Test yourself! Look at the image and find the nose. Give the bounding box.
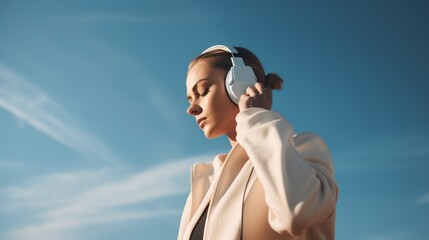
[187,104,202,116]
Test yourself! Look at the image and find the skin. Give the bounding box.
[186,59,273,148]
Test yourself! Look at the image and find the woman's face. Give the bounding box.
[186,60,239,139]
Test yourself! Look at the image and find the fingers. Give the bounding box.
[246,82,269,97]
[246,82,269,96]
[245,86,259,96]
[255,82,264,94]
[239,82,273,111]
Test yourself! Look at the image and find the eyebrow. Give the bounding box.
[187,78,210,101]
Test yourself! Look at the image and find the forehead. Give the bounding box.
[186,60,222,89]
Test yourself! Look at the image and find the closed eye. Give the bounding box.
[200,88,209,96]
[186,88,209,103]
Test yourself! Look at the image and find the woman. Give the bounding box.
[178,45,338,240]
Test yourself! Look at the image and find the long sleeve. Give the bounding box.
[236,107,338,236]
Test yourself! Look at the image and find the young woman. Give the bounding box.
[178,45,338,240]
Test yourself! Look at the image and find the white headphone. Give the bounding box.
[201,45,257,105]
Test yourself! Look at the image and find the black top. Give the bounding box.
[190,204,209,240]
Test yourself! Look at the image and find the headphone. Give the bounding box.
[201,45,257,105]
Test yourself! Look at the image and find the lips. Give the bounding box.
[197,117,207,128]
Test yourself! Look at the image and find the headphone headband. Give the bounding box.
[201,45,245,66]
[201,45,238,54]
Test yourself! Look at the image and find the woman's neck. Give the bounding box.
[228,138,238,147]
[226,130,238,147]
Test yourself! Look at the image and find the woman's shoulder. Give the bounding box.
[191,153,226,180]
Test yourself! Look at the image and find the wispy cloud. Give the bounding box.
[364,231,414,240]
[147,83,184,127]
[0,63,121,165]
[62,13,212,24]
[1,154,211,240]
[0,160,31,171]
[10,209,180,240]
[414,192,429,205]
[334,134,429,172]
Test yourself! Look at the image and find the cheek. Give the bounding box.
[210,90,231,113]
[204,84,238,119]
[211,93,238,122]
[215,84,233,104]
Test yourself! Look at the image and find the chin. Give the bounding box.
[203,128,222,139]
[204,132,219,139]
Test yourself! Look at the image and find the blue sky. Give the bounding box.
[1,0,428,239]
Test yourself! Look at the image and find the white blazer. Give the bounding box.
[178,108,338,240]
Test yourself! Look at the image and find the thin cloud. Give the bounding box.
[0,63,121,166]
[0,160,31,171]
[9,209,180,240]
[415,192,429,205]
[62,13,212,24]
[364,231,414,240]
[1,154,211,240]
[0,168,112,211]
[147,83,184,128]
[334,134,429,172]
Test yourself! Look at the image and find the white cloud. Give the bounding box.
[1,154,212,240]
[9,209,180,240]
[364,231,413,240]
[0,168,112,212]
[334,134,429,172]
[147,83,184,129]
[0,160,30,171]
[415,192,429,205]
[0,63,121,166]
[61,13,212,24]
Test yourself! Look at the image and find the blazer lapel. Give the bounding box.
[209,143,249,205]
[184,143,250,239]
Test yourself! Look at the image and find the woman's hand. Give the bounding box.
[239,82,272,111]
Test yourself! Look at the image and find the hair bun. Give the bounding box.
[265,73,284,90]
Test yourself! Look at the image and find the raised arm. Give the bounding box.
[236,107,338,236]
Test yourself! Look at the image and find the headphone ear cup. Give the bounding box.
[225,68,238,104]
[225,66,257,105]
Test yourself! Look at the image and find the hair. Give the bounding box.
[188,46,283,90]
